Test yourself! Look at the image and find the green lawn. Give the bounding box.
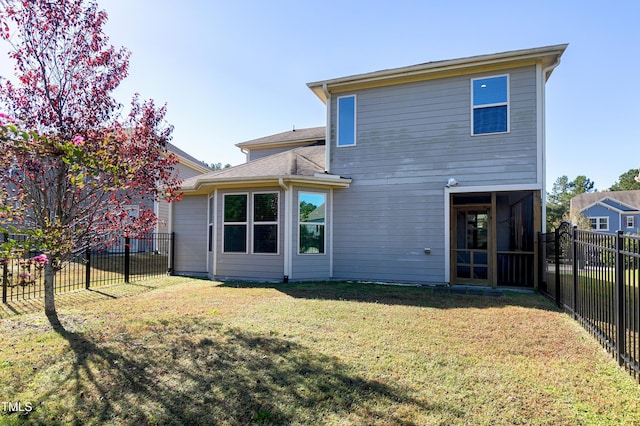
[1,277,639,425]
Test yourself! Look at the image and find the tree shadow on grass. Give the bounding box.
[219,280,558,312]
[25,311,454,425]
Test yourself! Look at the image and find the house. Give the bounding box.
[571,190,640,234]
[170,44,568,287]
[112,142,212,253]
[155,143,213,234]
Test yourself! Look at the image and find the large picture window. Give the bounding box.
[299,192,326,254]
[223,194,247,253]
[472,75,509,135]
[337,95,356,147]
[253,193,278,254]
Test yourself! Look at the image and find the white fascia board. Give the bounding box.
[182,175,352,193]
[581,200,634,214]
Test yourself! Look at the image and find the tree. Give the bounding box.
[546,175,596,231]
[202,161,232,171]
[609,168,640,191]
[0,0,181,318]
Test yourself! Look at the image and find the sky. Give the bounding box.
[1,0,639,192]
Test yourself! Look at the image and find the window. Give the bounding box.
[337,95,356,147]
[208,197,214,252]
[253,193,278,254]
[299,192,326,254]
[472,75,509,135]
[627,216,635,228]
[223,194,247,252]
[589,217,609,231]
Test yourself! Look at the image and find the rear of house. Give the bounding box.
[171,44,567,287]
[307,44,566,287]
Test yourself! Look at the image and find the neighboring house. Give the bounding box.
[571,190,640,234]
[112,142,212,253]
[155,143,213,234]
[170,44,567,288]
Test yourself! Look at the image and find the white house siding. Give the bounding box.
[291,187,332,280]
[214,187,285,280]
[328,66,539,283]
[172,195,208,274]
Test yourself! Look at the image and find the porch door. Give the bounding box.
[453,208,491,285]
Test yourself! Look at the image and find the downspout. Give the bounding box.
[323,83,331,174]
[279,178,292,281]
[212,188,218,278]
[540,56,562,233]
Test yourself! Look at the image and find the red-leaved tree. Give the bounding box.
[0,0,182,318]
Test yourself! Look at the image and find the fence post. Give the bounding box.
[2,263,7,304]
[572,226,578,320]
[615,230,625,366]
[555,226,561,307]
[169,232,175,276]
[2,233,6,304]
[85,248,91,289]
[124,237,130,283]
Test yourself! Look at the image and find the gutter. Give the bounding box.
[323,83,331,174]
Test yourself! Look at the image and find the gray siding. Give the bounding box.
[247,142,324,161]
[172,195,208,274]
[329,66,539,283]
[175,162,206,180]
[215,187,285,280]
[157,163,208,234]
[157,200,169,233]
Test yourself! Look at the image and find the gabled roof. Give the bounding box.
[167,142,213,174]
[572,190,640,213]
[235,127,326,150]
[307,44,568,103]
[181,145,350,194]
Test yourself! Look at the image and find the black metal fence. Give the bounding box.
[539,223,640,381]
[1,233,174,303]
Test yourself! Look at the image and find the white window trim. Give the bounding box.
[298,191,327,256]
[470,74,510,136]
[337,94,356,147]
[589,216,609,231]
[252,191,279,256]
[626,216,635,228]
[222,193,248,254]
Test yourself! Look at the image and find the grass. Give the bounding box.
[1,278,640,425]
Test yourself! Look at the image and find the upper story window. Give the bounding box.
[337,95,356,147]
[589,217,609,231]
[471,75,509,135]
